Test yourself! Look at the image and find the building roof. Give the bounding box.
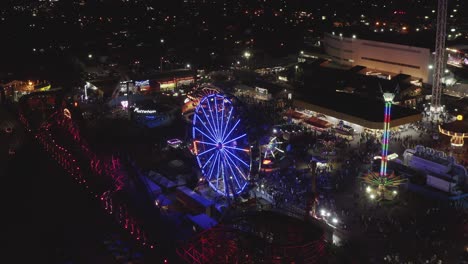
[130,69,196,82]
[187,214,218,230]
[177,186,214,208]
[294,92,422,129]
[326,28,435,50]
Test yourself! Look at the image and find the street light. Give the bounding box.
[244,51,251,59]
[160,38,164,43]
[88,54,93,59]
[186,64,191,69]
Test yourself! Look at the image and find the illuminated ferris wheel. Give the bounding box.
[261,136,284,159]
[192,94,250,197]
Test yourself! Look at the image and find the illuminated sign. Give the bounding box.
[135,80,150,86]
[121,100,128,108]
[160,82,176,90]
[134,107,157,114]
[255,87,268,94]
[167,138,183,144]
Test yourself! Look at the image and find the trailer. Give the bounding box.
[426,174,457,194]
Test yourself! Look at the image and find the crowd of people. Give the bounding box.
[247,108,468,263]
[257,167,312,211]
[337,184,467,263]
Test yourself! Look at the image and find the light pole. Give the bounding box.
[160,38,165,72]
[125,80,133,119]
[243,51,251,68]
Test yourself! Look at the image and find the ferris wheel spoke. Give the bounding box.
[223,133,246,146]
[202,151,216,169]
[196,156,203,170]
[222,119,240,143]
[206,98,221,140]
[207,152,219,181]
[275,147,284,153]
[223,146,249,153]
[222,159,240,192]
[223,150,248,181]
[223,148,250,168]
[213,95,221,140]
[222,154,242,190]
[194,127,217,143]
[195,115,218,141]
[200,104,220,141]
[216,152,223,192]
[198,146,216,157]
[221,108,233,142]
[220,96,225,144]
[197,140,218,147]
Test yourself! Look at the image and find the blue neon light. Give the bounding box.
[192,94,250,197]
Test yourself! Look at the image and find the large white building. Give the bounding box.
[323,33,432,83]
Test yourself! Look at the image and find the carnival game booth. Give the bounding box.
[284,109,305,124]
[131,69,196,93]
[302,116,333,131]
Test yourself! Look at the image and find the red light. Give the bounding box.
[74,102,78,107]
[164,259,168,263]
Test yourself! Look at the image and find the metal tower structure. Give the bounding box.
[380,92,395,178]
[430,0,448,114]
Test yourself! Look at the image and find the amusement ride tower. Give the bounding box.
[362,89,406,201]
[430,0,448,119]
[380,92,395,178]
